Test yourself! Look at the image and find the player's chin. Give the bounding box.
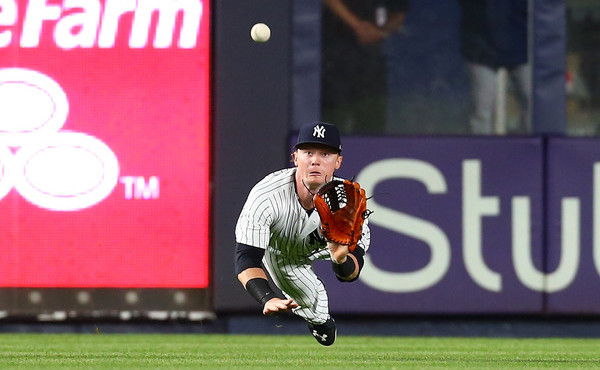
[306,177,324,188]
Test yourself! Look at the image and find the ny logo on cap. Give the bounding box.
[313,125,326,138]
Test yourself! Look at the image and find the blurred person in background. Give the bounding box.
[321,0,410,134]
[580,11,600,109]
[458,0,530,135]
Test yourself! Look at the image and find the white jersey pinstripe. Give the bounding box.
[235,167,370,324]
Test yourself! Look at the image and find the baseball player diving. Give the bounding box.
[235,121,370,346]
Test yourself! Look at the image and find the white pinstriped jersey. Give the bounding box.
[235,167,370,324]
[235,167,370,264]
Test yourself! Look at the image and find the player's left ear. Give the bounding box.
[335,155,343,170]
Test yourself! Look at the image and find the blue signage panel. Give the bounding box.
[317,136,545,314]
[546,138,600,314]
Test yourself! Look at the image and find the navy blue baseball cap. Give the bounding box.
[295,122,342,153]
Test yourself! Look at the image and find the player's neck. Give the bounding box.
[295,179,316,210]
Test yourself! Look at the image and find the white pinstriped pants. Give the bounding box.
[263,258,330,325]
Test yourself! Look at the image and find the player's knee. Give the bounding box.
[288,291,314,308]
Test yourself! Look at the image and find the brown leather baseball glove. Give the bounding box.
[314,179,370,252]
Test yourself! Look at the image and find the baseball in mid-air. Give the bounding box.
[251,23,271,43]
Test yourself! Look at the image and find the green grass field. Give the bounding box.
[1,333,599,368]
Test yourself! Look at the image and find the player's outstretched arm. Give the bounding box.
[238,267,299,315]
[263,297,299,316]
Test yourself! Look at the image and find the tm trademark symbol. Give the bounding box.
[120,176,160,199]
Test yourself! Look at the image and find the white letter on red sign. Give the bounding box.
[54,0,101,49]
[98,0,136,48]
[0,0,17,48]
[21,0,61,47]
[130,0,202,49]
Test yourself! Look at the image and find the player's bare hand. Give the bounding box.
[262,298,299,316]
[328,242,349,264]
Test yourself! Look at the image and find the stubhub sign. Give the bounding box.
[316,136,600,315]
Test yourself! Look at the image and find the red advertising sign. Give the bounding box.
[0,0,210,288]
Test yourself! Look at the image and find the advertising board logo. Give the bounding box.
[0,0,204,49]
[0,67,119,211]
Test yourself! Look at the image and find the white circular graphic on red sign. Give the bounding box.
[0,145,13,200]
[0,68,69,147]
[0,68,119,211]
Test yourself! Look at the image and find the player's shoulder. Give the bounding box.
[262,167,295,182]
[256,168,295,187]
[248,168,295,199]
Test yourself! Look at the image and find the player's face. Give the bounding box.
[293,145,342,189]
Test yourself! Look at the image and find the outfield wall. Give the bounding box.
[0,0,581,321]
[213,0,573,317]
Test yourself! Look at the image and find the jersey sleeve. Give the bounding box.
[235,188,275,250]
